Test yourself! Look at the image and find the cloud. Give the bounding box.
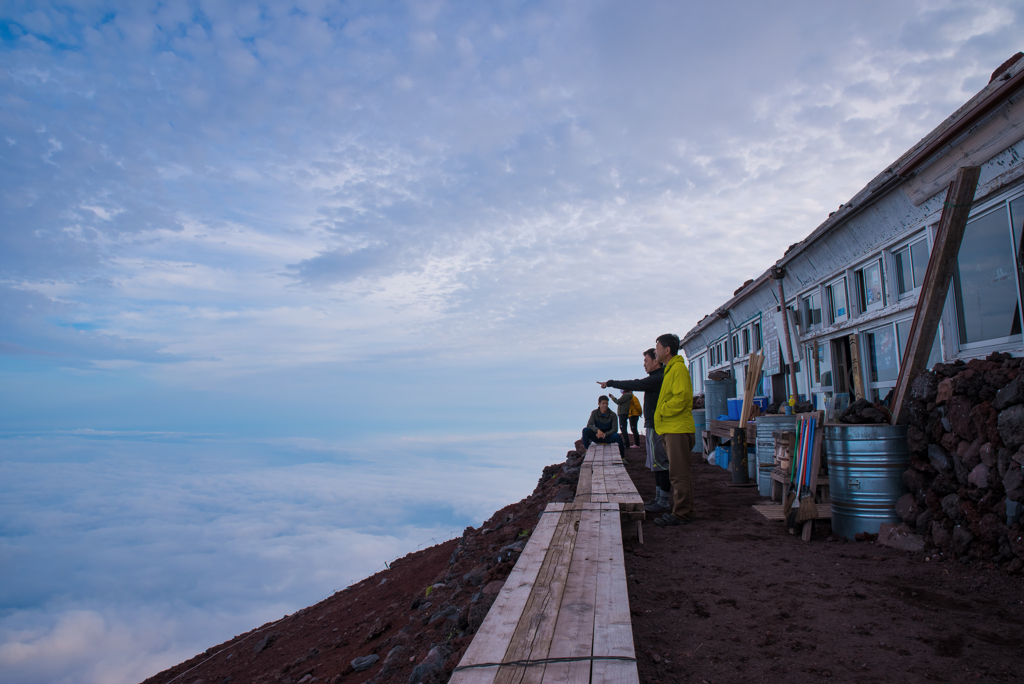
[0,430,564,683]
[0,285,182,364]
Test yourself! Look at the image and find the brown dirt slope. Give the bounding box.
[623,445,1024,683]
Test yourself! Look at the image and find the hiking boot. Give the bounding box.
[644,499,670,514]
[644,488,670,514]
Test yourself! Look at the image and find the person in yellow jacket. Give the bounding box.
[652,333,696,526]
[627,392,643,447]
[608,389,643,447]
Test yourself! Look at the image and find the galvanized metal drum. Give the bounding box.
[692,409,706,453]
[704,378,736,421]
[757,464,774,497]
[825,424,910,538]
[754,414,798,465]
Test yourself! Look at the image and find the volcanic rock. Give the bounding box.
[998,404,1024,450]
[877,523,925,553]
[352,654,379,672]
[995,374,1024,410]
[927,444,953,474]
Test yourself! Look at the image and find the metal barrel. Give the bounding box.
[704,378,736,421]
[754,415,798,465]
[756,464,774,497]
[692,409,706,453]
[825,424,910,539]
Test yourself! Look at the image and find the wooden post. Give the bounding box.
[849,334,864,400]
[771,266,800,407]
[891,166,981,424]
[730,426,749,484]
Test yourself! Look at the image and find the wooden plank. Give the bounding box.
[591,507,640,683]
[492,507,582,684]
[752,503,831,521]
[892,166,981,424]
[848,334,864,400]
[452,504,568,684]
[541,507,602,682]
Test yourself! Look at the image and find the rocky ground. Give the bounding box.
[144,434,1024,684]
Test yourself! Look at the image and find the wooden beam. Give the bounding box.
[848,334,864,401]
[891,166,981,424]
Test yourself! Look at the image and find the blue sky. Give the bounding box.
[1,1,1022,682]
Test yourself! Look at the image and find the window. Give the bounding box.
[802,292,822,330]
[895,238,929,296]
[858,260,884,313]
[896,318,942,370]
[827,278,849,324]
[753,322,762,350]
[732,334,739,359]
[866,324,898,402]
[742,328,750,355]
[952,203,1023,346]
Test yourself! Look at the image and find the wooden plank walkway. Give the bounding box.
[450,443,641,683]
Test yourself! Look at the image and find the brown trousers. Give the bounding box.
[663,432,696,520]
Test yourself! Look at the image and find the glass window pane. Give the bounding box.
[954,208,1022,344]
[813,341,832,388]
[754,322,762,350]
[910,239,929,288]
[829,279,848,319]
[867,325,899,383]
[896,318,941,370]
[803,292,822,328]
[895,248,911,295]
[863,261,883,307]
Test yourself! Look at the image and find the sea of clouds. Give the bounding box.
[0,429,573,683]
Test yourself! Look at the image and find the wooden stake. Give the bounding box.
[891,166,981,424]
[848,334,864,400]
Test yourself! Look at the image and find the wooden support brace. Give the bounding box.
[891,166,981,424]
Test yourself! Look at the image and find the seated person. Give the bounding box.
[581,395,625,457]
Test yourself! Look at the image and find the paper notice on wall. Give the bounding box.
[772,306,803,365]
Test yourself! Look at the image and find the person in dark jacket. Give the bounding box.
[607,389,634,446]
[598,348,669,513]
[582,396,625,457]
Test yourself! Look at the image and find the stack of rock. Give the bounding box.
[897,352,1024,571]
[837,398,891,424]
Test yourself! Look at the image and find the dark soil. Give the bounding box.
[623,445,1024,683]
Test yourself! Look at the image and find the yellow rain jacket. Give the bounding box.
[629,395,642,418]
[654,355,695,434]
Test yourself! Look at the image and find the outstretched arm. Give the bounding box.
[607,375,659,392]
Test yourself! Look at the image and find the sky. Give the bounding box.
[1,1,1022,682]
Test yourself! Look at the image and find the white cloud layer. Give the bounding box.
[0,430,567,684]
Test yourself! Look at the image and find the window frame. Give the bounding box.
[857,258,886,313]
[826,276,849,324]
[950,196,1024,352]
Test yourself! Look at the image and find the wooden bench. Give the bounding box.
[450,443,642,683]
[576,443,645,529]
